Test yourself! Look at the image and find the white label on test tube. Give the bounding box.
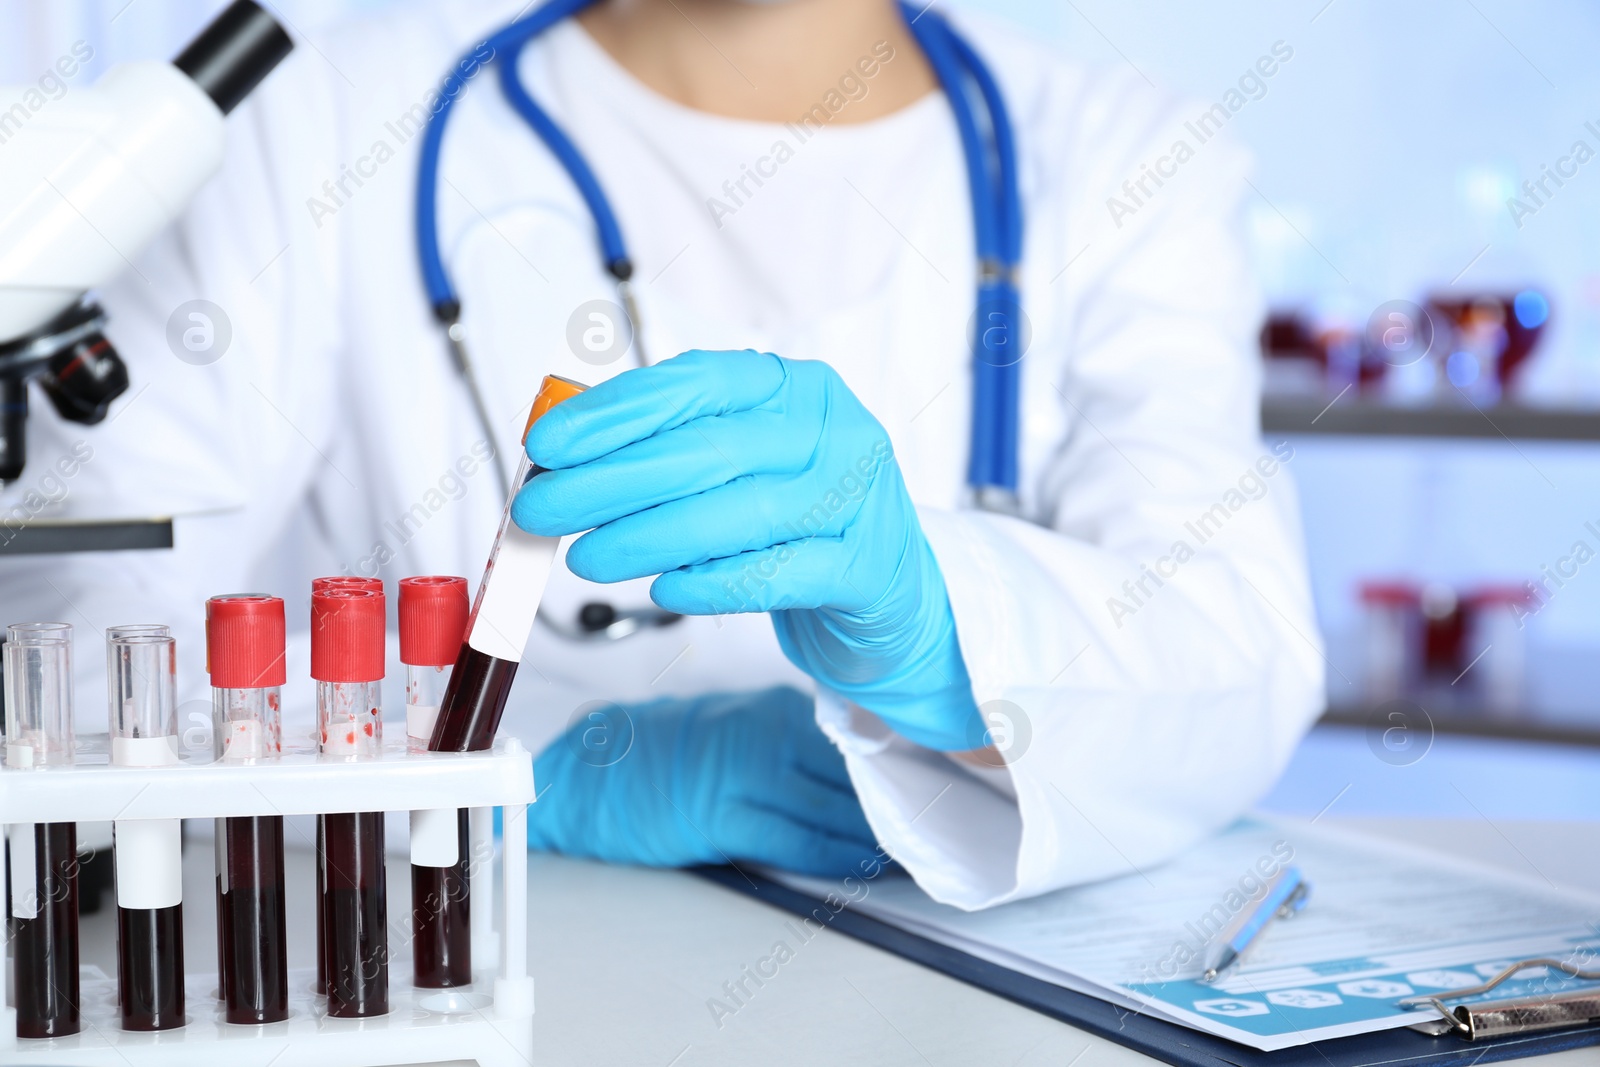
[322,728,362,758]
[114,820,183,909]
[223,719,265,760]
[111,735,179,768]
[466,524,560,663]
[410,807,459,867]
[407,703,440,743]
[9,825,37,920]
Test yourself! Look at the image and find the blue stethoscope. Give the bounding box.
[416,0,1024,517]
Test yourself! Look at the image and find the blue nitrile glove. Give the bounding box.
[526,687,881,876]
[514,350,984,751]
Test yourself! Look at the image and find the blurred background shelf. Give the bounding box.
[1319,703,1600,750]
[1262,398,1600,441]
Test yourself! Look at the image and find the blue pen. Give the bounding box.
[1201,866,1311,983]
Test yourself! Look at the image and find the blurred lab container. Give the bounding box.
[1357,579,1533,716]
[1463,585,1533,716]
[1358,581,1419,704]
[1261,289,1550,403]
[1418,582,1465,681]
[1423,289,1549,403]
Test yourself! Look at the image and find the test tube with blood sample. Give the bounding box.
[108,631,185,1031]
[400,576,472,987]
[308,574,382,996]
[312,587,389,1018]
[206,594,289,1025]
[431,375,587,752]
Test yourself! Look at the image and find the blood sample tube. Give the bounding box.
[400,576,472,988]
[4,622,80,1039]
[108,632,185,1031]
[308,574,381,996]
[312,587,389,1018]
[206,594,289,1026]
[431,374,587,752]
[399,576,464,751]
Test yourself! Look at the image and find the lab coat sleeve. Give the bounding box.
[817,73,1325,909]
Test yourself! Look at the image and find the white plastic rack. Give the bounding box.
[0,736,536,1066]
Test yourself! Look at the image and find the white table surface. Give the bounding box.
[68,813,1591,1067]
[509,817,1600,1067]
[76,724,1600,1066]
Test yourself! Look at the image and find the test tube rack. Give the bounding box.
[0,735,536,1067]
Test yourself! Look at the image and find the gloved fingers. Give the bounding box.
[777,700,881,847]
[524,768,593,858]
[778,767,879,846]
[527,349,788,469]
[526,738,625,859]
[739,728,877,845]
[781,700,862,795]
[649,536,871,615]
[526,761,725,868]
[513,407,820,538]
[723,809,882,879]
[563,470,869,584]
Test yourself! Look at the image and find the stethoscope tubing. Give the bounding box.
[901,2,1023,496]
[415,0,1027,640]
[415,0,597,321]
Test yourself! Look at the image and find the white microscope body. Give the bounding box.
[0,1,292,481]
[0,63,225,343]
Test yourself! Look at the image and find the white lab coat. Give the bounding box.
[0,1,1323,909]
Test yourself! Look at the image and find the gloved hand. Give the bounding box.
[526,687,881,877]
[515,349,984,751]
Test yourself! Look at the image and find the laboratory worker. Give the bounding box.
[0,0,1322,909]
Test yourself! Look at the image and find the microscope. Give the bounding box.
[0,1,294,483]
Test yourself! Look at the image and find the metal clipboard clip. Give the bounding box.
[1397,957,1600,1040]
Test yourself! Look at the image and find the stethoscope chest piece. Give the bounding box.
[537,601,683,642]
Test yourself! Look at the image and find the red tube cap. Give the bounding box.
[399,575,469,667]
[207,594,287,689]
[311,588,385,683]
[1359,581,1420,607]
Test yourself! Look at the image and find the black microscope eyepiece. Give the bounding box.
[173,0,294,116]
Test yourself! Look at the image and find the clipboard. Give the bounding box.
[694,866,1600,1067]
